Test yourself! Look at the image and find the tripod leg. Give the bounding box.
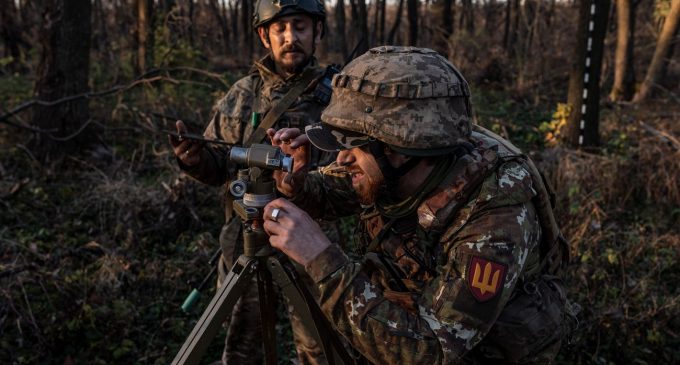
[257,262,278,365]
[266,256,355,365]
[172,255,258,365]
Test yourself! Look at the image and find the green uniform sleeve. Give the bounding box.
[178,76,254,186]
[305,161,542,364]
[289,164,361,220]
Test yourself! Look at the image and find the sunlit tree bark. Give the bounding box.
[610,0,636,101]
[135,0,153,73]
[634,0,680,102]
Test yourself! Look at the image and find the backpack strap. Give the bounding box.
[472,125,569,274]
[244,67,319,147]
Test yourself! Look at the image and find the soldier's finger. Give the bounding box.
[271,128,288,145]
[267,233,286,251]
[176,120,188,134]
[280,128,302,142]
[289,134,309,149]
[170,121,189,147]
[263,198,292,219]
[272,128,289,145]
[266,128,276,143]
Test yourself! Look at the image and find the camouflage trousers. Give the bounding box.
[217,217,342,365]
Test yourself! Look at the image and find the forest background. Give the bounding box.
[0,0,678,364]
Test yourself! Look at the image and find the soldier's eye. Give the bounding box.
[271,22,285,33]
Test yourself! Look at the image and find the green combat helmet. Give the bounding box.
[253,0,326,34]
[306,46,472,156]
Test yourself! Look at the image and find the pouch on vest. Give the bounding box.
[483,275,566,362]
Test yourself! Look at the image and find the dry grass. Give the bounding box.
[536,107,680,364]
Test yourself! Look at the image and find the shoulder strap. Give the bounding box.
[472,124,569,273]
[245,67,319,147]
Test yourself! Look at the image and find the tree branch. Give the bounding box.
[0,66,229,125]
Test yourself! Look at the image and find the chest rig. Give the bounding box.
[356,125,568,294]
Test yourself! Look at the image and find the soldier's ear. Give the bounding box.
[257,26,271,49]
[314,21,323,46]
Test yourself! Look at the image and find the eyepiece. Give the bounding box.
[230,144,293,172]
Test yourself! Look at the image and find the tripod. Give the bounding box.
[172,145,353,365]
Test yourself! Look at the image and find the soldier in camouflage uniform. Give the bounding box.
[263,46,572,364]
[169,1,336,364]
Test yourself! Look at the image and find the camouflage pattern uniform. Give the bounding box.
[179,54,335,365]
[292,47,571,364]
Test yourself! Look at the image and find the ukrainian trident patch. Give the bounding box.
[467,256,507,302]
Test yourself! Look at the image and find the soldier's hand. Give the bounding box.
[263,198,331,266]
[267,128,310,197]
[169,120,204,167]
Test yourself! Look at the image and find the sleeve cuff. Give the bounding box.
[305,244,349,283]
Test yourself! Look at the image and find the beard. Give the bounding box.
[275,42,312,75]
[350,168,385,205]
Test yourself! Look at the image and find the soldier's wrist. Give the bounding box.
[304,244,348,283]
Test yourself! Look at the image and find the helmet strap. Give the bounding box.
[367,140,421,189]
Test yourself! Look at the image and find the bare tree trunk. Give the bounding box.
[222,1,231,46]
[357,0,368,49]
[187,0,195,47]
[209,0,229,54]
[633,0,680,102]
[32,0,93,160]
[349,0,359,47]
[349,0,368,53]
[229,0,238,52]
[0,0,25,71]
[522,0,542,58]
[506,0,520,54]
[433,0,454,54]
[609,0,636,101]
[378,0,386,44]
[335,0,348,58]
[503,0,511,48]
[136,0,151,73]
[546,0,556,26]
[443,0,454,37]
[484,0,496,35]
[659,25,679,81]
[565,0,611,148]
[460,0,475,33]
[388,0,405,44]
[242,0,252,59]
[372,0,379,45]
[407,0,418,45]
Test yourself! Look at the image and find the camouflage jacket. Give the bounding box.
[294,131,567,364]
[180,55,333,187]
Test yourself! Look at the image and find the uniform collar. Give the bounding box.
[251,53,319,87]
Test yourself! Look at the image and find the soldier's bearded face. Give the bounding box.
[259,14,321,75]
[337,147,385,205]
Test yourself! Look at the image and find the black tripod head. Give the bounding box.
[228,144,292,256]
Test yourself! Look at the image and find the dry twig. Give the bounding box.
[638,120,680,151]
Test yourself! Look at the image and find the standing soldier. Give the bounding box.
[169,1,335,364]
[264,46,575,364]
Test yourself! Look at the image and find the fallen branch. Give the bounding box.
[0,264,36,279]
[0,75,167,123]
[638,120,680,151]
[0,66,229,125]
